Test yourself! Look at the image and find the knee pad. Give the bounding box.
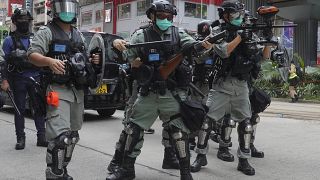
[170,126,188,159]
[238,119,253,151]
[162,128,171,148]
[65,131,79,164]
[124,123,144,154]
[250,114,260,139]
[250,113,260,126]
[198,117,211,146]
[221,115,236,140]
[46,131,71,176]
[238,119,253,135]
[116,130,127,151]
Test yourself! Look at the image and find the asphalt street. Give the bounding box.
[0,101,320,180]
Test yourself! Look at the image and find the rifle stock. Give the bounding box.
[159,53,184,80]
[159,30,227,80]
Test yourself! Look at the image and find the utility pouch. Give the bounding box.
[250,87,271,113]
[47,91,59,107]
[172,92,208,132]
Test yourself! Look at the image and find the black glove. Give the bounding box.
[182,43,195,56]
[262,28,273,40]
[237,29,252,41]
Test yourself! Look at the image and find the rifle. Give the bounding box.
[159,30,227,80]
[6,88,21,116]
[220,6,297,44]
[125,40,171,49]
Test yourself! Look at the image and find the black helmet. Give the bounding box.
[220,1,244,13]
[146,0,177,19]
[197,20,212,37]
[218,1,245,18]
[11,8,33,23]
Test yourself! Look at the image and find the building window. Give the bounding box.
[79,0,102,6]
[184,2,207,19]
[36,8,45,15]
[96,9,103,23]
[118,3,131,20]
[81,11,92,26]
[137,0,153,16]
[105,2,112,23]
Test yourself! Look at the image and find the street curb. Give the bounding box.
[271,97,320,104]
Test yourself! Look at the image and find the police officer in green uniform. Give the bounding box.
[108,1,213,180]
[190,1,271,176]
[188,20,214,150]
[108,73,181,174]
[27,0,101,179]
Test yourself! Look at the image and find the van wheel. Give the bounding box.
[97,109,116,118]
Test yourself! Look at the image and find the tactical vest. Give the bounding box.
[140,25,180,66]
[209,21,261,83]
[46,21,86,85]
[7,35,38,72]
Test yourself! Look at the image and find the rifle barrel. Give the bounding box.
[125,40,171,49]
[207,30,227,44]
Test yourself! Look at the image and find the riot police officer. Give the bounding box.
[190,1,271,176]
[108,1,213,179]
[0,8,48,150]
[189,20,214,150]
[27,0,100,179]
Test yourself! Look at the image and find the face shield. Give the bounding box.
[53,0,79,23]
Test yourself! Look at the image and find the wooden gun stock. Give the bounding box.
[159,53,184,80]
[159,30,227,80]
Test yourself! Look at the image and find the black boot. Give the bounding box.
[162,147,180,169]
[15,136,25,150]
[37,135,48,147]
[180,157,193,180]
[190,154,207,173]
[217,146,234,162]
[108,150,123,173]
[108,130,127,173]
[63,167,73,180]
[189,138,196,151]
[106,156,136,180]
[237,158,255,176]
[250,144,264,158]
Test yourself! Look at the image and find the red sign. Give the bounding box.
[8,0,24,17]
[317,56,320,65]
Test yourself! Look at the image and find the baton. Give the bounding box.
[6,88,21,116]
[189,82,206,98]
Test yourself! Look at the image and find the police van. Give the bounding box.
[82,31,129,117]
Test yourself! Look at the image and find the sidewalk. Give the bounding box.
[262,101,320,121]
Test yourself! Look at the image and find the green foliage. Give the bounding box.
[293,53,305,69]
[254,61,320,101]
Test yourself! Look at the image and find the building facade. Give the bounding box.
[79,0,223,39]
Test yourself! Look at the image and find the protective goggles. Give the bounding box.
[230,11,244,20]
[53,0,79,14]
[156,12,174,21]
